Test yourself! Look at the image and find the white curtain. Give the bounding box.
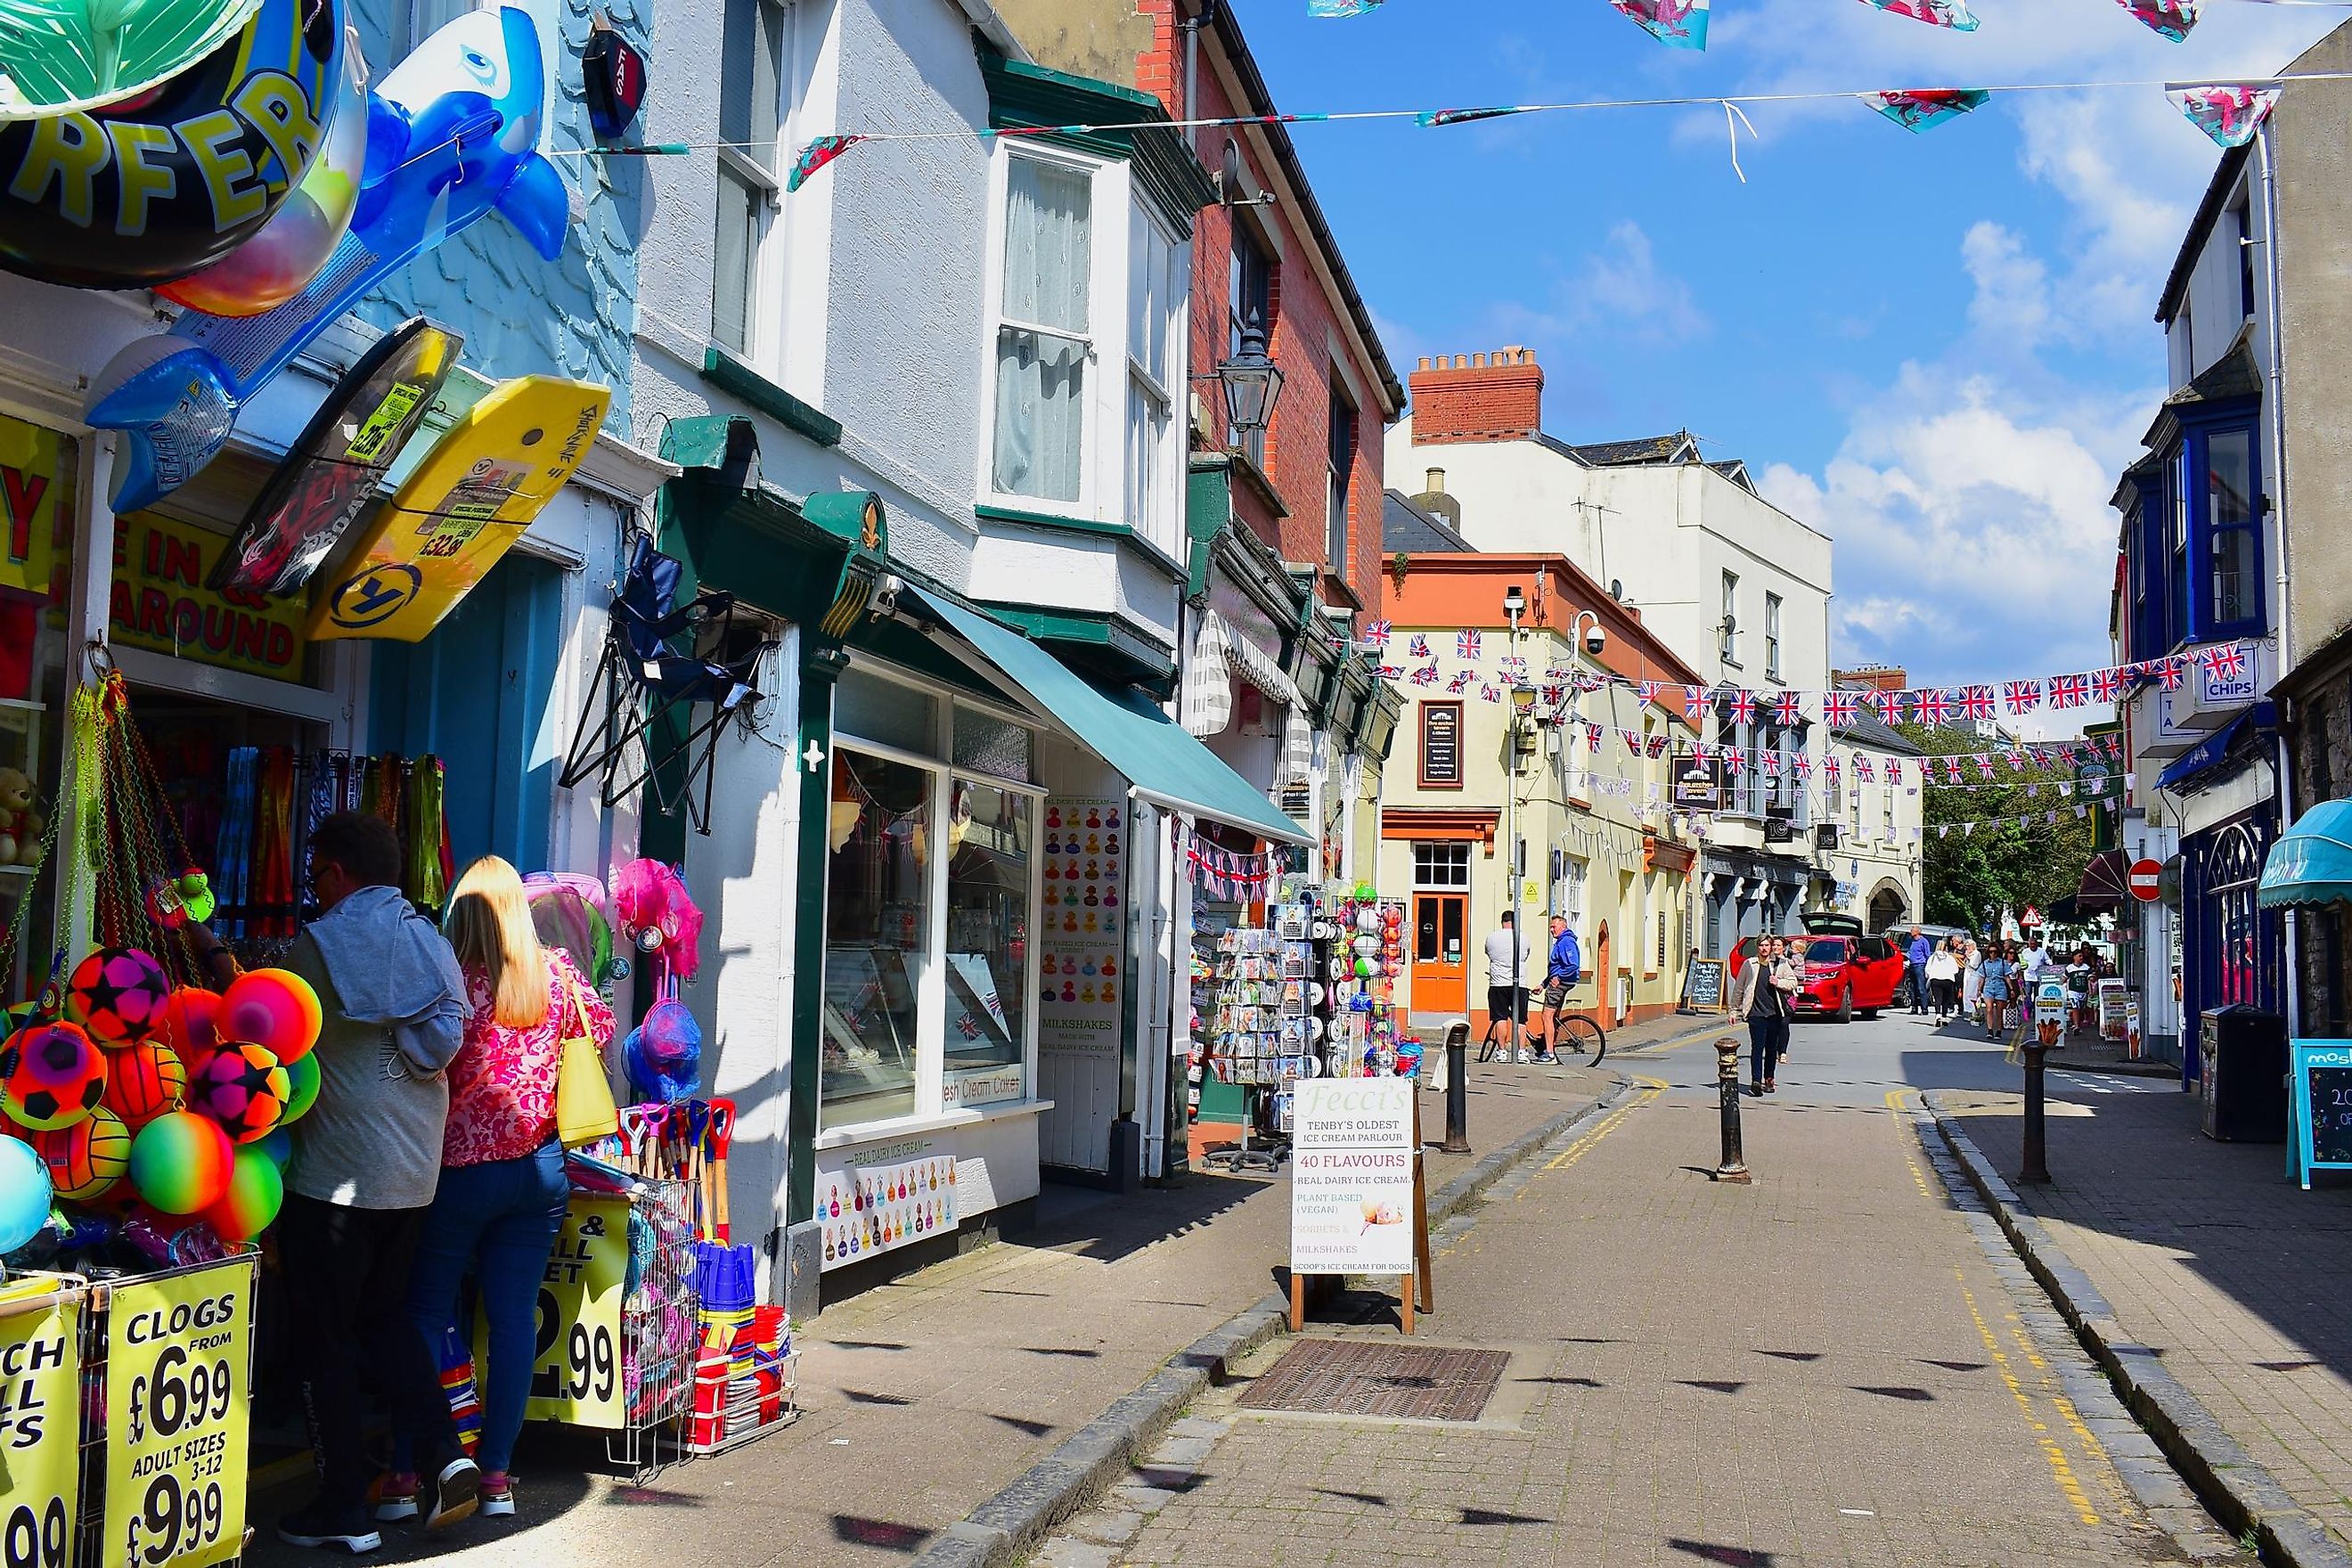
[993,157,1091,502]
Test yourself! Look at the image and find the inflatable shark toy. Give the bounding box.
[86,6,568,514]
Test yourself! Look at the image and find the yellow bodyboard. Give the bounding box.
[308,376,610,642]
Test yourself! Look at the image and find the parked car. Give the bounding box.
[1875,922,1975,1009]
[1727,932,1905,1021]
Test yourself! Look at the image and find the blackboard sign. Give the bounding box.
[1686,960,1725,1011]
[2289,1041,2352,1188]
[1421,701,1462,787]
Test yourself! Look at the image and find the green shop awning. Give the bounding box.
[910,586,1311,847]
[2259,799,2352,909]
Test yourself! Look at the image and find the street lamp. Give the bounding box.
[1218,311,1284,446]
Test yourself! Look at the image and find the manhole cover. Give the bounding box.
[1238,1340,1510,1422]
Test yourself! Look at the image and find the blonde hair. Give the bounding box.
[445,856,551,1028]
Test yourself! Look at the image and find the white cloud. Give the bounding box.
[1572,221,1711,344]
[1961,220,2054,347]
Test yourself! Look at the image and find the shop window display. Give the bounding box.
[822,749,935,1128]
[944,781,1031,1107]
[0,415,75,1000]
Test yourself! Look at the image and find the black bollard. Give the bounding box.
[1714,1036,1752,1184]
[1441,1021,1472,1155]
[2020,1037,2051,1184]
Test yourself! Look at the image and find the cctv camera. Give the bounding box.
[1583,625,1606,657]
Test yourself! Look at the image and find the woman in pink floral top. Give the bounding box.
[384,856,616,1523]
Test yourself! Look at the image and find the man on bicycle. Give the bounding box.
[1539,915,1581,1065]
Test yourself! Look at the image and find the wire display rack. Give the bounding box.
[608,1177,699,1484]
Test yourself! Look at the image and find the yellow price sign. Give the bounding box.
[103,1260,253,1568]
[0,1284,81,1568]
[492,1195,626,1430]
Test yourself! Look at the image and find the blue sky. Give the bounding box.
[1237,0,2337,704]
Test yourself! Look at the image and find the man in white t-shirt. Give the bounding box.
[1483,912,1539,1063]
[2020,935,2051,976]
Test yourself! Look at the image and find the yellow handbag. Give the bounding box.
[555,980,619,1147]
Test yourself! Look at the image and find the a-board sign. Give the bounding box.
[1290,1078,1416,1277]
[0,1280,79,1564]
[2290,1041,2352,1189]
[504,1194,627,1428]
[104,1256,256,1568]
[1686,960,1725,1011]
[2096,980,2129,1041]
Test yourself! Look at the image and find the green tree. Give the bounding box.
[1903,724,2101,931]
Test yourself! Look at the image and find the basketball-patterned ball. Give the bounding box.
[190,1043,290,1144]
[101,1042,186,1131]
[1,1021,106,1131]
[32,1106,130,1201]
[63,949,172,1046]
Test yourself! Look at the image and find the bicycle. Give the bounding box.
[1475,1006,1608,1067]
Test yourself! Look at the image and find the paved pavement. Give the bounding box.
[244,1011,1722,1567]
[1939,1073,2352,1554]
[1031,1012,2240,1567]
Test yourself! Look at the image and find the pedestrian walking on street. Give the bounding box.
[1483,911,1537,1063]
[1980,944,2015,1039]
[1925,943,1960,1023]
[1734,935,1797,1095]
[1907,926,1932,1016]
[1961,939,1984,1025]
[380,857,617,1528]
[1539,914,1580,1065]
[274,814,478,1554]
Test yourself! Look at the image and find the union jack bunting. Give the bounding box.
[1364,619,1392,649]
[1637,681,1659,710]
[1409,665,1439,688]
[1727,688,1757,724]
[1457,629,1482,659]
[2003,680,2040,715]
[1586,725,1602,752]
[1761,750,1780,777]
[1870,689,1907,723]
[1621,729,1643,754]
[2156,658,2185,691]
[1479,684,1500,703]
[2091,666,2125,705]
[1824,690,1858,727]
[1378,664,1402,679]
[2005,748,2029,772]
[1914,689,1954,726]
[1448,670,1474,693]
[1499,654,1526,674]
[2058,743,2078,765]
[1958,685,1995,721]
[2048,673,2089,708]
[1648,735,1670,757]
[1541,684,1565,706]
[2199,642,2249,682]
[1409,634,1430,658]
[1793,751,1813,778]
[1774,690,1802,726]
[1853,755,1874,782]
[1941,756,1964,784]
[1694,742,1715,763]
[1823,755,1841,781]
[1546,666,1575,682]
[1727,748,1744,774]
[1974,756,1995,780]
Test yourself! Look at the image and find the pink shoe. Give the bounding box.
[480,1474,514,1518]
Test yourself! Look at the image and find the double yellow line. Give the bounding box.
[1540,1075,1668,1174]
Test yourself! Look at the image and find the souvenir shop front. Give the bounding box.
[2160,706,2286,1083]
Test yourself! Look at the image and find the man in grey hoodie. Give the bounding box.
[274,813,479,1554]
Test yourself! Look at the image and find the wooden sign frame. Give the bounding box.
[1289,1094,1434,1335]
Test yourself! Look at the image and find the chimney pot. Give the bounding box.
[1425,467,1445,494]
[1473,352,1488,368]
[1405,344,1546,447]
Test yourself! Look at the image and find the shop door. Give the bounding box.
[1412,894,1467,1016]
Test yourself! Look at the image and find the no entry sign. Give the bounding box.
[2127,859,2164,902]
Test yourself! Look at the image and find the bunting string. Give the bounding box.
[1318,0,2352,47]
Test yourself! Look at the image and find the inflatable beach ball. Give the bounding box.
[127,1111,234,1215]
[32,1106,129,1201]
[0,1136,52,1254]
[278,1051,321,1126]
[191,1043,290,1143]
[200,1144,283,1241]
[1,1020,106,1131]
[64,947,172,1044]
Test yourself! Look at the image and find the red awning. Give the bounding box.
[2075,849,2128,915]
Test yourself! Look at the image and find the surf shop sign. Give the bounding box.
[111,514,306,679]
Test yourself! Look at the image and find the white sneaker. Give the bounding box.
[1514,1049,1531,1065]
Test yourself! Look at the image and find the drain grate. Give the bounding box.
[1238,1340,1510,1422]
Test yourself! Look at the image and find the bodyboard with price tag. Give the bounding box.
[208,318,461,598]
[307,375,610,642]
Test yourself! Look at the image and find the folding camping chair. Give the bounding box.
[560,534,776,834]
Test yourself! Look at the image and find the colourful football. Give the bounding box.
[218,970,323,1064]
[127,1111,234,1215]
[1,1021,106,1131]
[33,1106,130,1201]
[64,948,173,1045]
[156,988,224,1063]
[101,1042,187,1132]
[200,1144,283,1242]
[278,1051,321,1126]
[190,1043,290,1144]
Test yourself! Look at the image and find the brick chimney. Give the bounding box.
[1409,347,1544,445]
[1833,666,1910,692]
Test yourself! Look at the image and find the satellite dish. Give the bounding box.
[208,319,461,598]
[1610,578,1625,600]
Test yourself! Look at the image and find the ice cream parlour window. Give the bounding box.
[943,780,1031,1108]
[823,747,935,1130]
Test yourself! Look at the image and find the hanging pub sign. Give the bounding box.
[582,19,649,142]
[111,513,309,680]
[1672,750,1726,811]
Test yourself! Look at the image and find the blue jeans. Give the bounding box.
[1908,963,1928,1011]
[396,1141,569,1475]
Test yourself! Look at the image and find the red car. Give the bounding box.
[1726,929,1906,1021]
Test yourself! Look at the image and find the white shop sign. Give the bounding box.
[1289,1079,1416,1277]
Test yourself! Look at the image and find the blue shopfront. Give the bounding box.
[2161,704,2285,1082]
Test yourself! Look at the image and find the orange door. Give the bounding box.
[1597,924,1614,1021]
[1413,894,1468,1015]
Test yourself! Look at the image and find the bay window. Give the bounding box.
[823,666,1042,1135]
[2130,404,2266,654]
[1126,207,1181,552]
[992,153,1095,503]
[2203,425,2259,635]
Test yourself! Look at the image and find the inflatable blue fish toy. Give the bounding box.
[86,6,569,514]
